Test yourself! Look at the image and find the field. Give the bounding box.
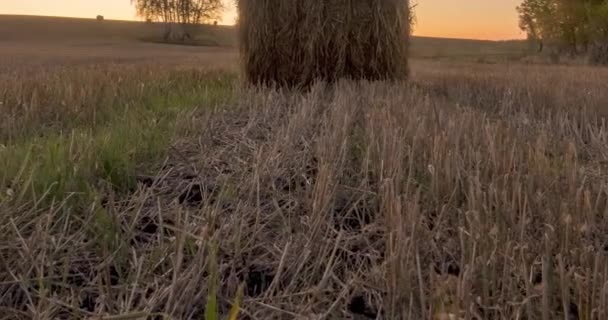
[2,15,608,320]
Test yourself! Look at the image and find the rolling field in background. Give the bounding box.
[1,15,608,320]
[0,15,527,65]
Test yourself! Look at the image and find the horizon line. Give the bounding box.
[0,13,526,42]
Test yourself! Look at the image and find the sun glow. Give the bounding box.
[1,0,525,40]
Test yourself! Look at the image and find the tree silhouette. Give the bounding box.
[131,0,223,41]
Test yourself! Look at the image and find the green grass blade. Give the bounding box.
[227,283,245,320]
[205,243,218,320]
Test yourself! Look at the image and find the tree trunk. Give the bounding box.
[163,23,191,42]
[588,39,608,65]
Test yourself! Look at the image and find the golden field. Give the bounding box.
[1,15,608,320]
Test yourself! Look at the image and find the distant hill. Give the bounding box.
[0,15,237,47]
[410,36,527,61]
[0,15,527,60]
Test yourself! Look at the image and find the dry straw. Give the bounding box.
[237,0,411,87]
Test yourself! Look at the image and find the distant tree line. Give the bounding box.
[517,0,608,63]
[132,0,222,24]
[131,0,222,41]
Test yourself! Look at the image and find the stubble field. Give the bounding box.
[1,15,608,320]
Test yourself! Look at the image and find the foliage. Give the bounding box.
[131,0,222,24]
[517,0,608,60]
[586,1,608,39]
[409,1,419,29]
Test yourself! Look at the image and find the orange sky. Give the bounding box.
[0,0,525,40]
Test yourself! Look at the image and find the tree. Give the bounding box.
[409,1,419,31]
[586,1,608,40]
[517,0,550,52]
[132,0,223,41]
[517,0,608,62]
[586,1,608,63]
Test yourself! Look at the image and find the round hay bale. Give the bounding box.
[96,15,104,21]
[237,0,410,87]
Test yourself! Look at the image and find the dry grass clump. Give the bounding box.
[3,60,608,319]
[237,0,410,87]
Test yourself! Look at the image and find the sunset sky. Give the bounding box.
[0,0,525,40]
